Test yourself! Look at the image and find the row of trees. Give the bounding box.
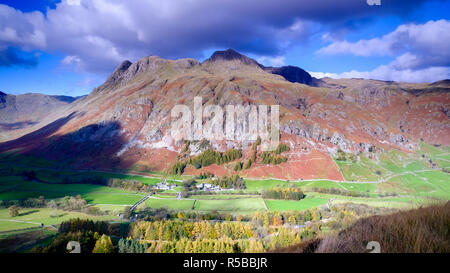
[311,187,370,197]
[1,196,47,208]
[118,238,149,253]
[262,186,305,200]
[251,209,321,227]
[188,148,242,170]
[261,152,288,165]
[170,148,242,174]
[209,175,246,189]
[138,207,250,222]
[58,218,130,237]
[135,237,265,253]
[260,143,290,165]
[130,220,255,241]
[170,140,290,174]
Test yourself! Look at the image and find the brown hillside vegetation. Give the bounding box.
[272,202,450,253]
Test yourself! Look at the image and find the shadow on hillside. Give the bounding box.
[0,121,38,131]
[0,112,78,152]
[29,120,129,170]
[0,113,138,171]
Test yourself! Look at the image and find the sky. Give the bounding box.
[0,0,449,96]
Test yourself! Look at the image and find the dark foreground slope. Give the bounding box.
[272,202,450,253]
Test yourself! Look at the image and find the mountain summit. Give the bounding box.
[205,48,261,67]
[205,49,313,85]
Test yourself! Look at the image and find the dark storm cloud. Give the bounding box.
[0,0,437,73]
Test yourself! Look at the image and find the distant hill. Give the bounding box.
[0,92,80,140]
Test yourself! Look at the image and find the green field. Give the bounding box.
[189,194,260,200]
[0,176,145,205]
[194,198,267,212]
[0,208,116,232]
[144,198,194,210]
[335,148,438,182]
[244,179,290,191]
[265,197,329,211]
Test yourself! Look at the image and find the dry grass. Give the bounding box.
[274,202,450,253]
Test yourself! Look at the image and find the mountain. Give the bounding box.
[0,92,80,141]
[204,49,313,85]
[0,49,448,180]
[264,65,312,85]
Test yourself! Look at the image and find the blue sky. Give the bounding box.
[0,0,449,96]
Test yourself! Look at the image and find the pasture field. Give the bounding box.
[335,149,435,182]
[381,171,450,199]
[417,142,450,169]
[294,180,378,194]
[189,194,260,200]
[193,198,267,212]
[144,198,195,210]
[244,179,290,191]
[0,176,145,205]
[265,197,329,211]
[0,208,116,232]
[151,194,178,199]
[82,193,144,205]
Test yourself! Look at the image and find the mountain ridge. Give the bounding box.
[0,49,449,180]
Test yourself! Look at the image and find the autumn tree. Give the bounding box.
[92,234,115,253]
[8,205,19,217]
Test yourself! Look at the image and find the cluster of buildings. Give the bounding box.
[154,180,176,191]
[195,182,233,192]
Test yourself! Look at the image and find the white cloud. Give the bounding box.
[310,65,450,83]
[309,71,340,79]
[66,0,81,6]
[257,56,286,67]
[313,19,450,83]
[317,20,450,70]
[0,0,433,73]
[0,5,46,50]
[62,55,81,65]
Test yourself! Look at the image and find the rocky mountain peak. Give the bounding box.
[205,48,260,67]
[92,60,132,94]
